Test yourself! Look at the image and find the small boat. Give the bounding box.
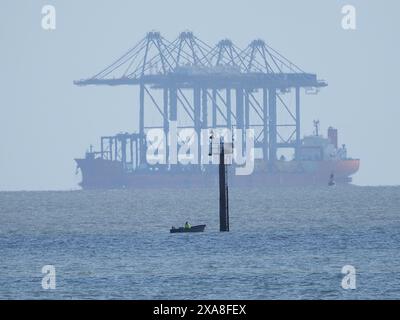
[170,225,206,233]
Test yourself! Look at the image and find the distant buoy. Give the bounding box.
[328,173,336,186]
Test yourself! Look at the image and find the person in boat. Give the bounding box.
[184,221,191,229]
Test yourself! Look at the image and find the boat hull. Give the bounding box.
[75,158,360,189]
[170,225,206,233]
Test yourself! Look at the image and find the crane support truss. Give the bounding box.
[75,31,327,170]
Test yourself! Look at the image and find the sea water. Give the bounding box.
[0,186,400,299]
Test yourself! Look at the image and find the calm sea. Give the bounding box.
[0,186,400,299]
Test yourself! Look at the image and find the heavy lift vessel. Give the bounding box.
[74,31,359,188]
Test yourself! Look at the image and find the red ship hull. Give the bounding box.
[75,158,360,189]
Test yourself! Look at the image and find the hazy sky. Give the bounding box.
[0,0,399,190]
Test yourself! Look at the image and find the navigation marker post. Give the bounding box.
[209,132,232,232]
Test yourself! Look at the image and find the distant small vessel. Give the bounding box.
[328,173,336,186]
[170,225,206,233]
